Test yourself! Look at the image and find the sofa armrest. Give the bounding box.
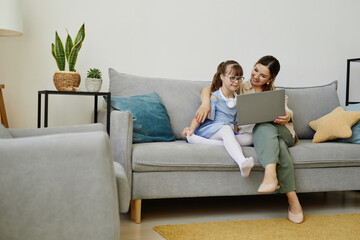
[8,123,106,138]
[108,110,133,188]
[114,161,131,213]
[0,131,120,240]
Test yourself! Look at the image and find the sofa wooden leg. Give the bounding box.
[130,200,135,221]
[130,199,142,224]
[134,199,142,224]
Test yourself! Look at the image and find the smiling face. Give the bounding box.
[251,56,281,92]
[210,60,243,93]
[220,65,243,96]
[250,63,272,91]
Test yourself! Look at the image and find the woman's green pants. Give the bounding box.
[253,122,296,194]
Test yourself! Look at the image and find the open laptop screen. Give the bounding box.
[236,89,285,126]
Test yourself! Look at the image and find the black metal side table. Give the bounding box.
[37,90,111,134]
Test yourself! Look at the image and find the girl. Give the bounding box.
[195,56,304,224]
[182,60,254,177]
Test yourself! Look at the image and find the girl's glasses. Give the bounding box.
[226,75,244,83]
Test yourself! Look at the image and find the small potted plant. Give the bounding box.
[51,23,85,91]
[85,68,103,92]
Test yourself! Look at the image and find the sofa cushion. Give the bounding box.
[109,69,211,140]
[132,141,257,172]
[309,106,360,143]
[284,81,340,139]
[289,139,360,167]
[131,140,360,172]
[334,103,360,144]
[108,92,175,143]
[0,123,12,138]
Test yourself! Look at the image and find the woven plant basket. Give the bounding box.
[53,71,81,91]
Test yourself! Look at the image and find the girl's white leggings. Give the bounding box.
[187,125,253,164]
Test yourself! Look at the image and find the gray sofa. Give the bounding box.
[0,123,130,240]
[100,69,360,223]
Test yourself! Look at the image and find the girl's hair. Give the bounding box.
[210,60,243,92]
[255,55,280,92]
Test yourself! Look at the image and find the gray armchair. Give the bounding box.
[0,123,129,240]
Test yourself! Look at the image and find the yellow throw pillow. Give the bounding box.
[309,106,360,143]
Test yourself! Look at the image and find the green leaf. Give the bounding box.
[68,24,85,72]
[51,43,56,59]
[87,68,102,78]
[68,43,81,72]
[51,43,62,70]
[65,33,73,61]
[74,23,85,46]
[54,32,65,71]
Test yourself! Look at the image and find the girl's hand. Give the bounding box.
[274,110,291,125]
[182,127,195,138]
[195,103,211,123]
[234,125,239,133]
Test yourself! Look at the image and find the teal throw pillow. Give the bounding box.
[334,103,360,144]
[107,92,175,143]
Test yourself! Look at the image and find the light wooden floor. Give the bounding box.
[120,191,360,240]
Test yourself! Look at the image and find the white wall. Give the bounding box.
[1,0,360,129]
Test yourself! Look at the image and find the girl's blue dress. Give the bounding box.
[194,89,237,138]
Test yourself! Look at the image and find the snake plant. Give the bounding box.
[51,23,85,72]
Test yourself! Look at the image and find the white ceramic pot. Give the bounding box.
[85,78,102,92]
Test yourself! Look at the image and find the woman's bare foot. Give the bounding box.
[261,164,277,184]
[287,191,302,214]
[287,191,304,223]
[258,164,279,193]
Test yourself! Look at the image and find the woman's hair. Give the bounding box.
[210,60,243,92]
[255,55,280,91]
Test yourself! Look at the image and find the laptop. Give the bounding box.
[236,89,285,125]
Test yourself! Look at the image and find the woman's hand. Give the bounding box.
[182,127,195,138]
[195,103,211,123]
[274,110,291,125]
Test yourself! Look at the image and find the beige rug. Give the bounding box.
[154,213,360,240]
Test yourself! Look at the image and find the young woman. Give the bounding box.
[182,60,254,177]
[195,56,304,224]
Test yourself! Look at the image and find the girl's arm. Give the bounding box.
[182,118,200,138]
[195,86,212,123]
